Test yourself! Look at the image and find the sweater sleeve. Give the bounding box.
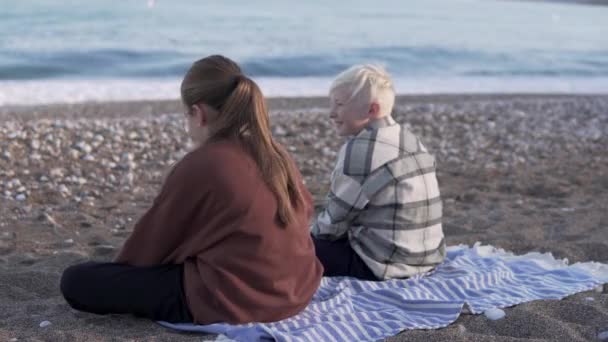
[114,152,209,266]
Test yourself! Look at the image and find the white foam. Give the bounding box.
[395,77,608,96]
[0,79,181,106]
[1,76,608,106]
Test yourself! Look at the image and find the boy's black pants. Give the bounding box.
[312,236,379,281]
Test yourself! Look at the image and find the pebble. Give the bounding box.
[39,212,59,227]
[75,141,93,154]
[484,308,506,320]
[111,228,131,237]
[0,240,15,255]
[50,168,64,178]
[93,245,116,256]
[121,152,134,161]
[69,149,80,159]
[6,178,21,189]
[19,253,38,265]
[39,320,51,328]
[30,139,40,150]
[124,172,134,186]
[599,331,608,341]
[274,125,287,136]
[15,194,26,201]
[584,297,595,301]
[0,232,16,240]
[80,221,93,228]
[321,147,335,157]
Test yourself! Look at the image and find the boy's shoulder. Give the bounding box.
[345,121,425,157]
[339,122,400,178]
[340,123,431,179]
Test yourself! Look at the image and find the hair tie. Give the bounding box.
[230,74,249,95]
[235,74,248,83]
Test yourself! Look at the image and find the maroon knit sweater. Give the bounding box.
[115,139,323,324]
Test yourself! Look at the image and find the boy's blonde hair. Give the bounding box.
[330,64,395,117]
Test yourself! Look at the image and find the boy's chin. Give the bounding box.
[336,129,350,137]
[336,127,362,137]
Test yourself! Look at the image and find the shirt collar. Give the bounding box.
[366,115,397,130]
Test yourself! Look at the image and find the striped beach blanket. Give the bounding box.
[159,243,608,342]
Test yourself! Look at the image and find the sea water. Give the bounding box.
[0,0,607,105]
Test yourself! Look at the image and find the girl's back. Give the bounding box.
[144,139,323,324]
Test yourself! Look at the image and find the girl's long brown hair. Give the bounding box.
[181,55,304,227]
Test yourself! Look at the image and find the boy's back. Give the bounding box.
[313,115,445,280]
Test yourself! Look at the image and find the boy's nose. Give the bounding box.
[329,111,337,119]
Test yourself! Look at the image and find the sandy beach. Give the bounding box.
[0,94,607,341]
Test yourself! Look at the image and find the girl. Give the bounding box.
[60,55,323,324]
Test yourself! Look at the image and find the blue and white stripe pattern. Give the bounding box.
[160,244,608,342]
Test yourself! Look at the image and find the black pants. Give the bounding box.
[312,236,379,281]
[60,261,193,323]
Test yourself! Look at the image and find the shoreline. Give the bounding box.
[1,93,607,121]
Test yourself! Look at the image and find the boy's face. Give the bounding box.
[329,85,371,136]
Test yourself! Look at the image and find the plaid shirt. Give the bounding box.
[312,116,446,279]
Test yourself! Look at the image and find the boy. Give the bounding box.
[311,65,445,280]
